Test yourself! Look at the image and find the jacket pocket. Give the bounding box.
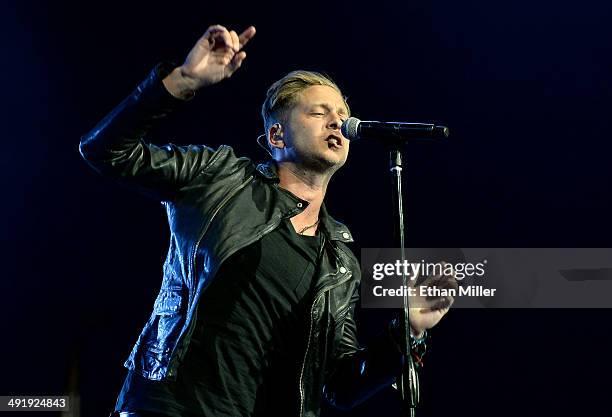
[145,288,186,354]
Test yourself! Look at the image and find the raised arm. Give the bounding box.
[79,25,256,200]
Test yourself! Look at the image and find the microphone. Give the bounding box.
[341,117,449,142]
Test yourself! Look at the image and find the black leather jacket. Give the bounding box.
[80,64,411,416]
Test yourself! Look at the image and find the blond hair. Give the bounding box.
[261,70,350,137]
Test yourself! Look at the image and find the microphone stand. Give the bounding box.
[344,117,447,415]
[389,147,419,417]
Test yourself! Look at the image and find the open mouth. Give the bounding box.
[326,135,342,149]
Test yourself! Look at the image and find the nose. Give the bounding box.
[328,113,343,131]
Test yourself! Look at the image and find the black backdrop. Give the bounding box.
[3,0,612,416]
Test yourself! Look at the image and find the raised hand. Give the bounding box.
[163,25,256,99]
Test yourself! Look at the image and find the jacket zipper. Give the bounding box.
[299,267,353,417]
[167,174,254,376]
[191,174,254,283]
[171,175,308,376]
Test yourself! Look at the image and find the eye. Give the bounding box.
[311,112,324,116]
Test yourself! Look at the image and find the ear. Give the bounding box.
[267,123,285,150]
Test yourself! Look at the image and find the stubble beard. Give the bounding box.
[298,146,346,176]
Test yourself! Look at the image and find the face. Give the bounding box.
[276,85,350,173]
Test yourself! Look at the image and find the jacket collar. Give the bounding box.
[256,160,354,243]
[255,159,279,181]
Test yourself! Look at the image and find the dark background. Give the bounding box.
[3,0,612,416]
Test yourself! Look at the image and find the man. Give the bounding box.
[80,24,453,417]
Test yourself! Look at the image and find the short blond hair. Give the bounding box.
[261,70,350,135]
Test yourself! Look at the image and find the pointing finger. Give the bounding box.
[238,26,256,49]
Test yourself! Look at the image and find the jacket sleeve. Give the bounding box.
[79,63,224,201]
[323,284,428,410]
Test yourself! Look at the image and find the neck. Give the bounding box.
[277,161,332,216]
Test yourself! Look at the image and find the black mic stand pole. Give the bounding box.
[389,146,419,417]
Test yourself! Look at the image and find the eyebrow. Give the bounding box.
[311,103,348,116]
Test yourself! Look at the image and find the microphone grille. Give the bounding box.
[341,117,361,140]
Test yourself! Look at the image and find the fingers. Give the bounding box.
[409,270,457,311]
[220,25,255,76]
[430,295,454,310]
[205,25,236,52]
[238,26,256,49]
[204,25,256,52]
[417,273,458,292]
[229,30,240,52]
[227,51,247,75]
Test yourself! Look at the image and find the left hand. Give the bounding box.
[408,264,459,336]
